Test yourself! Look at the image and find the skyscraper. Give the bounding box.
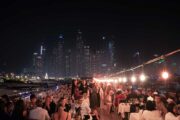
[36,55,43,75]
[108,39,115,73]
[32,44,46,76]
[49,34,65,77]
[65,49,74,77]
[91,36,116,77]
[83,46,91,77]
[32,52,38,75]
[76,30,84,77]
[56,34,64,77]
[91,54,97,76]
[91,50,105,77]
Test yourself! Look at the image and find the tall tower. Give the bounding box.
[50,34,65,77]
[100,36,109,74]
[56,34,64,77]
[83,46,91,77]
[32,47,44,77]
[40,45,46,55]
[94,36,116,75]
[65,49,71,77]
[32,52,38,75]
[76,30,84,77]
[108,39,115,73]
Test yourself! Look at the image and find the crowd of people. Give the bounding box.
[0,79,180,120]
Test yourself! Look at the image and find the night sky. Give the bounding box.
[0,1,179,73]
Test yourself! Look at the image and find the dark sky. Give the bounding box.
[0,1,180,72]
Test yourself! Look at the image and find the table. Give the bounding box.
[118,103,130,118]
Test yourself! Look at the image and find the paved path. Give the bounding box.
[99,105,122,120]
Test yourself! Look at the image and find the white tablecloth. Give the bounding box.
[118,103,130,118]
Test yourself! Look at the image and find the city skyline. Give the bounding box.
[31,30,116,77]
[0,1,180,73]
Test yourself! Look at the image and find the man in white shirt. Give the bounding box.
[29,99,50,120]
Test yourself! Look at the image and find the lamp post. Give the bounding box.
[131,76,136,83]
[161,71,169,89]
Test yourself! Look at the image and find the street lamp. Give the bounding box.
[118,77,122,83]
[162,71,169,80]
[161,71,169,89]
[123,77,127,83]
[131,76,137,83]
[140,73,146,82]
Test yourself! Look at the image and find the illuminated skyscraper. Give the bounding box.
[32,44,46,76]
[32,51,44,76]
[47,34,65,77]
[91,36,116,76]
[55,34,64,77]
[65,49,76,77]
[76,30,84,77]
[83,46,91,77]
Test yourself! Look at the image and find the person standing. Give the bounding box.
[155,95,168,118]
[90,83,99,109]
[0,99,11,120]
[53,97,71,120]
[165,103,180,120]
[104,89,113,114]
[79,80,88,95]
[29,94,37,110]
[11,99,27,120]
[43,95,56,117]
[29,99,50,120]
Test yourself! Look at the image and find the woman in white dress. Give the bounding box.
[104,88,113,114]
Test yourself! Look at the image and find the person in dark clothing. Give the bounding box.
[29,94,37,110]
[0,99,11,120]
[79,80,88,95]
[127,89,138,101]
[71,80,80,100]
[5,101,14,119]
[1,94,10,104]
[11,99,27,120]
[50,99,56,115]
[90,84,99,109]
[43,95,56,117]
[97,88,101,108]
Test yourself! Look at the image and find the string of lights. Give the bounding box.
[94,48,180,83]
[109,48,180,77]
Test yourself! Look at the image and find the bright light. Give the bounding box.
[16,76,20,79]
[108,79,113,83]
[56,86,59,90]
[114,79,118,83]
[45,73,48,79]
[123,77,127,83]
[162,71,169,80]
[131,76,136,83]
[140,74,146,82]
[118,78,122,83]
